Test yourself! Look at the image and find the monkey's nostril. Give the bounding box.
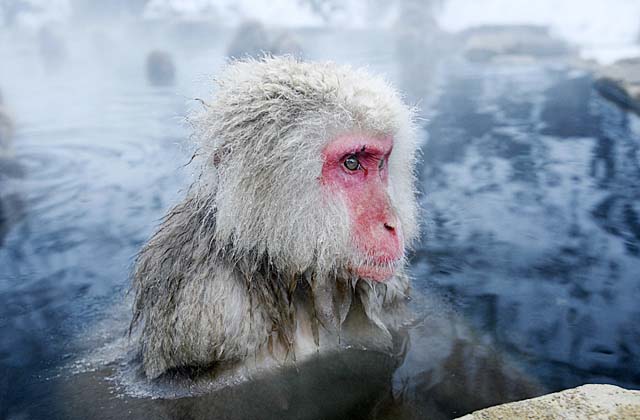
[384,223,395,231]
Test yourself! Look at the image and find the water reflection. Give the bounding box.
[417,59,640,393]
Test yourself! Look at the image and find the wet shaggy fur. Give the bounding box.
[131,57,421,379]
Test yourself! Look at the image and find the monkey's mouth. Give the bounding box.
[350,261,399,282]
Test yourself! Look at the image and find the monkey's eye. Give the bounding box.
[378,158,385,170]
[344,155,360,171]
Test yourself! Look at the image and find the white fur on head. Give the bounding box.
[190,56,420,273]
[132,57,420,378]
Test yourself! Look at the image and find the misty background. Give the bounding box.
[1,1,640,419]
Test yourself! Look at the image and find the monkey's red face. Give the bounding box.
[321,133,404,282]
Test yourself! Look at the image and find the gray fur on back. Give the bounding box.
[131,57,420,379]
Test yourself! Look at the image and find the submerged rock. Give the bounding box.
[455,384,640,420]
[460,25,572,62]
[594,57,640,115]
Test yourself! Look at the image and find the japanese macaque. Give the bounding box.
[226,20,304,59]
[270,31,304,58]
[0,89,23,247]
[0,90,14,158]
[131,57,420,379]
[395,0,451,109]
[37,25,67,71]
[146,50,176,86]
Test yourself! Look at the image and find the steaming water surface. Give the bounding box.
[0,27,639,420]
[417,61,640,392]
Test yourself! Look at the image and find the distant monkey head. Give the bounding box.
[191,57,419,283]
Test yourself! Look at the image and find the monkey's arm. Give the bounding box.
[131,197,270,379]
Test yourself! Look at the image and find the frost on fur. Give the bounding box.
[131,57,420,379]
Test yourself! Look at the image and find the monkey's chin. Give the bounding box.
[352,265,396,282]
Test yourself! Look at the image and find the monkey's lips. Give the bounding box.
[351,262,398,282]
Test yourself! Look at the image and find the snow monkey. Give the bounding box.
[146,50,176,86]
[0,89,15,158]
[131,57,420,379]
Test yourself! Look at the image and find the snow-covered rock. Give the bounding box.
[594,57,640,115]
[460,25,572,62]
[455,384,640,420]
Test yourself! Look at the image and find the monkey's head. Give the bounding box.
[192,57,419,283]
